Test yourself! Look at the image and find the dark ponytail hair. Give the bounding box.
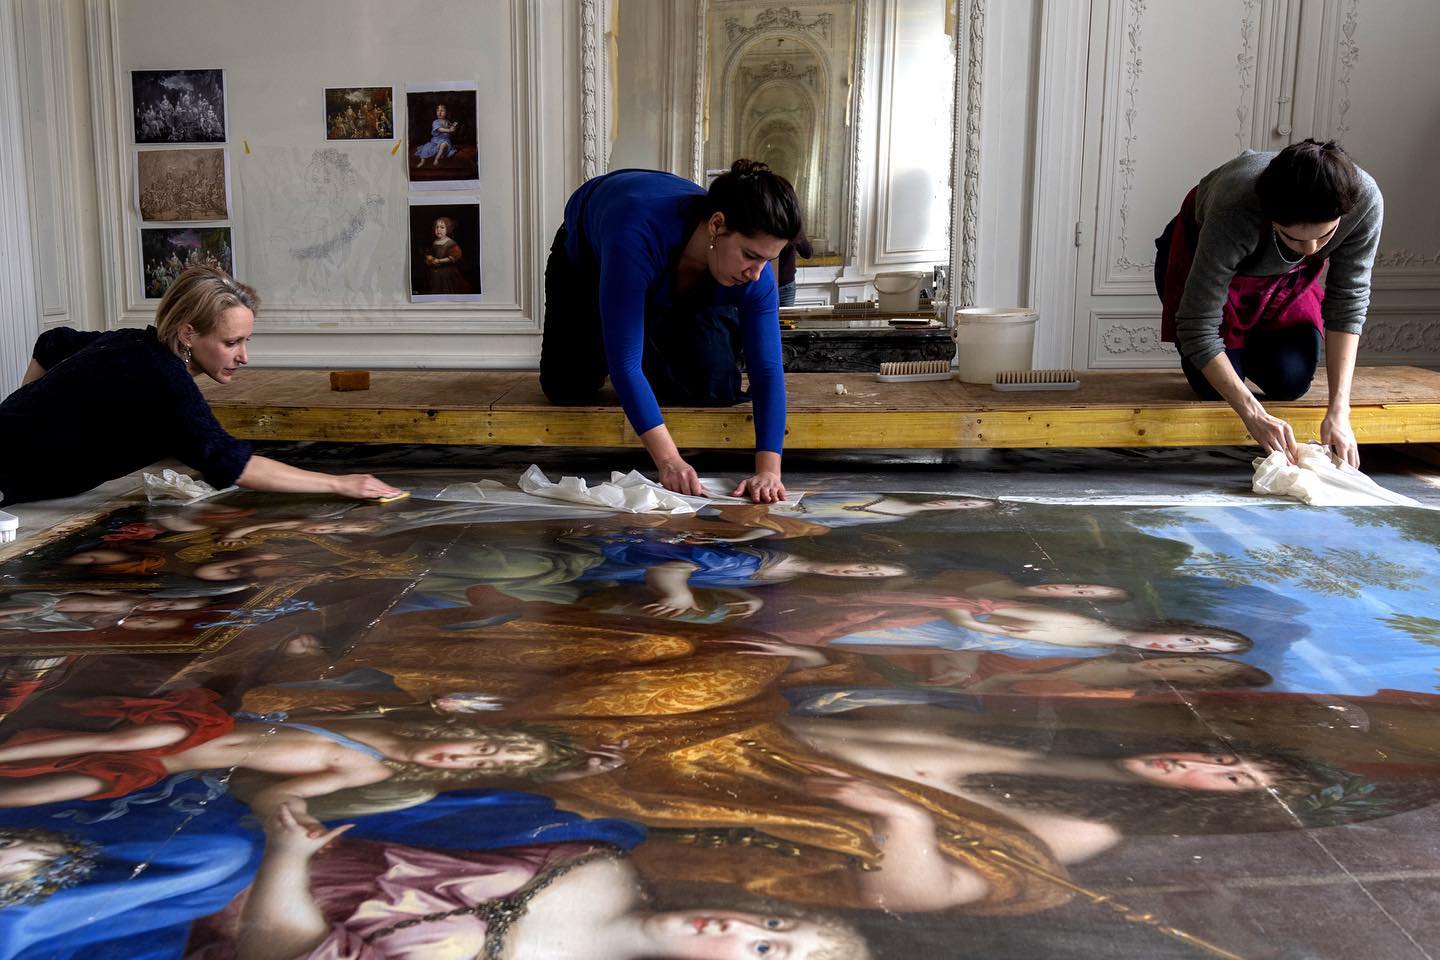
[1255,138,1362,225]
[703,159,803,241]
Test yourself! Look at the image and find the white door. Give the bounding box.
[1072,0,1292,371]
[1071,0,1440,371]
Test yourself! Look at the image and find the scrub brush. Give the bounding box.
[991,369,1081,391]
[876,360,953,382]
[0,510,17,544]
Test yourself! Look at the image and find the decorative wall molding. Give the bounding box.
[1233,0,1259,153]
[952,0,985,307]
[689,0,707,181]
[1359,307,1440,362]
[847,0,870,268]
[1110,0,1151,274]
[1088,309,1175,368]
[87,0,551,341]
[1100,321,1162,356]
[1332,0,1359,142]
[723,6,832,43]
[580,0,606,179]
[1374,250,1440,270]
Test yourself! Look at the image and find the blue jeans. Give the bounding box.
[1178,325,1322,401]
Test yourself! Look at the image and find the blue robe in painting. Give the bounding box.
[0,779,643,960]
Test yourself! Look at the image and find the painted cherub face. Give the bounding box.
[412,736,550,772]
[644,911,839,960]
[1022,583,1130,601]
[0,837,66,879]
[1123,632,1246,654]
[812,562,908,578]
[1119,753,1276,792]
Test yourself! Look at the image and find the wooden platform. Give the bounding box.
[200,366,1440,449]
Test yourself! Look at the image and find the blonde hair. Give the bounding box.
[154,265,259,354]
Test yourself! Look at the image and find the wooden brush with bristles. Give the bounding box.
[876,360,953,382]
[991,369,1081,391]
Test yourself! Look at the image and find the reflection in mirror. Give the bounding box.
[605,0,958,305]
[704,2,859,261]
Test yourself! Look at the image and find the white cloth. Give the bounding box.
[142,469,234,504]
[1252,444,1421,506]
[516,464,703,514]
[416,467,802,514]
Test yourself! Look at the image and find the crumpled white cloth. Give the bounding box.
[517,464,705,514]
[1252,444,1421,506]
[418,466,801,514]
[142,469,234,504]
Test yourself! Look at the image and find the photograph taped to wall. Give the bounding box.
[131,69,226,144]
[324,86,395,141]
[409,197,482,301]
[140,226,234,300]
[239,146,404,306]
[136,148,230,222]
[406,83,479,190]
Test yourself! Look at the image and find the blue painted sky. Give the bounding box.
[1127,505,1440,695]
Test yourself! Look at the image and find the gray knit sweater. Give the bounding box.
[1174,150,1383,366]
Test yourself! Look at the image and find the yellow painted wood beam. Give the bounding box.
[210,401,1440,449]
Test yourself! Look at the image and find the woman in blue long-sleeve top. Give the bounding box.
[540,159,801,503]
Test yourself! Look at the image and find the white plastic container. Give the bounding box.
[873,272,924,313]
[952,307,1038,383]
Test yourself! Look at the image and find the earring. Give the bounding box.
[181,343,193,364]
[708,234,715,251]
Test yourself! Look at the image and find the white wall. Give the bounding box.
[14,0,578,369]
[975,0,1440,371]
[7,0,1436,373]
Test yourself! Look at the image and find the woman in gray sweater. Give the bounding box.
[1155,140,1382,467]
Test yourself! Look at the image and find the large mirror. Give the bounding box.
[703,3,860,260]
[599,0,962,303]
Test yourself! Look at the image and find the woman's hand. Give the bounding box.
[1320,404,1359,468]
[714,636,827,666]
[732,471,786,503]
[330,474,403,500]
[656,457,703,496]
[642,591,701,618]
[1238,406,1300,464]
[263,803,352,854]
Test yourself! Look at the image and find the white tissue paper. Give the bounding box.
[420,467,803,514]
[1251,444,1421,506]
[518,465,700,514]
[142,469,234,504]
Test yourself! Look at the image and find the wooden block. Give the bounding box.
[329,370,371,392]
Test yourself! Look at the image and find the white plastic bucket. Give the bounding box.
[874,272,924,312]
[952,307,1038,383]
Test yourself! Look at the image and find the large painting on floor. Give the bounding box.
[1,484,1438,958]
